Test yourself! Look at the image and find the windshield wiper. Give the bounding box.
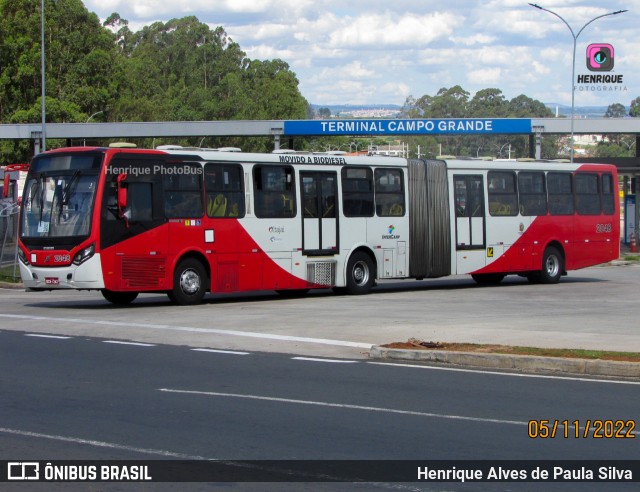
[62,170,81,205]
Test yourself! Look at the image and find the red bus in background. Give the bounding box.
[17,146,619,304]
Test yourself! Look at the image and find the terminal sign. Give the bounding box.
[284,118,532,136]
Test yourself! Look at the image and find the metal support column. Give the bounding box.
[532,126,544,160]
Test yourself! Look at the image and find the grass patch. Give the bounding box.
[381,339,640,363]
[620,255,640,262]
[0,264,21,283]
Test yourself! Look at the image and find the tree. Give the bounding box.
[605,103,627,118]
[317,107,331,119]
[0,0,121,121]
[630,97,640,117]
[469,88,507,118]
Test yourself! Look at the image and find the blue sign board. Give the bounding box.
[284,118,532,136]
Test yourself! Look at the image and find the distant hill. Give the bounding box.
[310,103,625,118]
[544,103,632,118]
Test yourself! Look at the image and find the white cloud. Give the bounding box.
[329,12,461,49]
[82,0,640,106]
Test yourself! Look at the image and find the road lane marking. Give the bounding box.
[157,388,528,427]
[0,427,425,490]
[0,427,210,459]
[102,340,156,347]
[25,334,72,339]
[292,357,358,363]
[368,361,640,385]
[0,313,372,349]
[192,348,250,355]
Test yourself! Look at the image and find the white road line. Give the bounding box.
[292,357,358,364]
[157,388,528,427]
[368,361,640,385]
[25,334,72,339]
[0,313,373,349]
[102,340,156,347]
[0,427,210,459]
[0,427,424,490]
[192,348,250,355]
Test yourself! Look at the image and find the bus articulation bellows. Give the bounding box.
[18,147,620,305]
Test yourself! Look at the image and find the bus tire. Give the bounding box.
[101,289,138,305]
[169,258,208,305]
[535,246,563,284]
[471,273,505,285]
[345,251,375,295]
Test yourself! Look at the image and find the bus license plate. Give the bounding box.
[45,277,60,285]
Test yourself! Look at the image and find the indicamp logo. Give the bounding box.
[587,43,614,72]
[382,225,400,240]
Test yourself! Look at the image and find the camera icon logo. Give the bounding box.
[7,462,40,480]
[586,43,614,71]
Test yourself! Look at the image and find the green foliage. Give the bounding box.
[605,103,627,118]
[399,87,556,159]
[630,97,640,117]
[0,0,119,122]
[0,4,308,161]
[595,141,635,158]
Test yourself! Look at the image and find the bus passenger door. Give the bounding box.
[453,175,486,273]
[300,172,338,255]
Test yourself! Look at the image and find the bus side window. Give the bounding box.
[575,173,600,215]
[341,167,374,217]
[488,171,517,216]
[204,163,245,218]
[129,182,153,221]
[601,173,615,215]
[518,171,547,216]
[253,165,296,218]
[547,172,574,215]
[162,163,203,219]
[374,168,404,217]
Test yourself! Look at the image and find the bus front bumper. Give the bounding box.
[20,254,105,290]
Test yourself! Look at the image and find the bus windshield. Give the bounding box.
[20,154,102,239]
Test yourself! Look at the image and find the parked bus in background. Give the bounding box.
[17,146,619,305]
[1,164,28,203]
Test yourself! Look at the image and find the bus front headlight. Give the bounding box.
[73,243,95,266]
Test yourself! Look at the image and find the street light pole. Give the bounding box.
[528,4,627,162]
[84,111,104,146]
[40,0,46,152]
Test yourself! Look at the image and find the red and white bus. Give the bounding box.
[17,146,620,304]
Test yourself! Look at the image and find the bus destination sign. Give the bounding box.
[284,118,532,136]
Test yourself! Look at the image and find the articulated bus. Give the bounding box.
[17,146,620,305]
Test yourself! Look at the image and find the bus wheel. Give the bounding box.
[101,289,138,305]
[169,258,207,305]
[534,246,563,284]
[345,252,375,295]
[471,273,505,285]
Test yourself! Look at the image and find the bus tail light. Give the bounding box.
[73,243,95,266]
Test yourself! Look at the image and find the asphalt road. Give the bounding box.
[1,330,639,491]
[1,265,639,357]
[1,265,640,491]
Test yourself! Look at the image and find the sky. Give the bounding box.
[83,0,640,108]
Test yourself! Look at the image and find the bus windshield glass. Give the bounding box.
[21,154,102,238]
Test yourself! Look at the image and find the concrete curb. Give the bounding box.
[369,346,640,378]
[0,281,24,290]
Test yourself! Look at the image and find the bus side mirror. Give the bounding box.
[116,174,130,222]
[2,174,9,198]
